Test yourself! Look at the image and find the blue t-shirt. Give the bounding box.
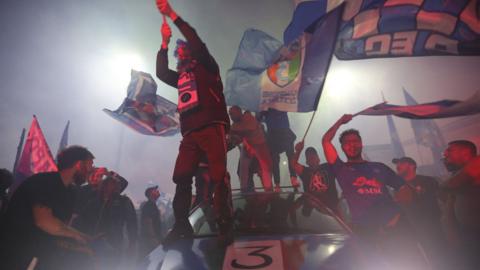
[331,158,404,227]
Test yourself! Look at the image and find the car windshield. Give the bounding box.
[188,192,348,237]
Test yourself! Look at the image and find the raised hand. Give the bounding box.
[161,15,172,41]
[295,140,305,152]
[338,114,353,125]
[156,0,173,16]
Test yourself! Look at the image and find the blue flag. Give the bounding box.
[225,5,344,112]
[227,0,480,112]
[285,0,480,59]
[104,70,180,136]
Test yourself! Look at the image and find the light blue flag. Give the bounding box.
[225,6,344,112]
[104,70,180,136]
[228,0,480,112]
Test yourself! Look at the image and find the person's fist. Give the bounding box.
[161,20,172,41]
[156,0,172,15]
[295,141,304,152]
[339,114,353,124]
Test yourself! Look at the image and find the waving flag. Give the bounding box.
[227,0,480,112]
[358,90,480,119]
[11,116,58,195]
[104,70,180,136]
[226,5,344,112]
[285,0,480,59]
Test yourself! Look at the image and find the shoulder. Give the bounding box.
[22,172,59,191]
[369,161,394,171]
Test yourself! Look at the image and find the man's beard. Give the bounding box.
[73,171,87,186]
[176,58,196,73]
[444,161,462,173]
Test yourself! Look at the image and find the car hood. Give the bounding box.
[139,233,387,270]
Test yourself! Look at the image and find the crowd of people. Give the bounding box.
[0,0,479,269]
[0,146,175,269]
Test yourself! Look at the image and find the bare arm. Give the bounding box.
[33,204,89,244]
[321,114,353,164]
[157,0,218,72]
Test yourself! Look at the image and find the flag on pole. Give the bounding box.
[402,89,447,148]
[225,4,344,112]
[227,0,480,112]
[387,114,406,158]
[12,128,26,173]
[56,120,70,157]
[285,0,480,59]
[11,116,58,195]
[357,91,480,119]
[103,70,180,136]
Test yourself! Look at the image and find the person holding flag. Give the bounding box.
[155,0,232,247]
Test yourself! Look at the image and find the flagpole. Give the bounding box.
[12,128,26,172]
[301,110,317,142]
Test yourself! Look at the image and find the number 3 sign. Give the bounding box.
[222,240,284,270]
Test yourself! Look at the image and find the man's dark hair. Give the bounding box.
[305,147,318,156]
[339,129,362,144]
[449,140,477,156]
[56,146,94,171]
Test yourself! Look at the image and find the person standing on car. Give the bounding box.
[155,0,232,246]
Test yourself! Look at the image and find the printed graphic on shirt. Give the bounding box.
[352,176,383,195]
[309,171,328,192]
[177,72,199,113]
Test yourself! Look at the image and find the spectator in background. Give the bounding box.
[139,185,162,259]
[291,141,338,211]
[442,140,480,270]
[229,106,273,191]
[73,167,108,222]
[0,168,13,217]
[259,108,299,191]
[0,146,95,270]
[392,156,446,268]
[74,174,137,269]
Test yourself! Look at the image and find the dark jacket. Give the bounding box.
[156,17,230,135]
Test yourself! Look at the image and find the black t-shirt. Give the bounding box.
[403,175,441,221]
[140,200,162,241]
[299,163,338,209]
[0,172,75,266]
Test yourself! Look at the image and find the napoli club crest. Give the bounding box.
[267,41,302,87]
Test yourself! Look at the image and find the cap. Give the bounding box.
[392,157,417,166]
[145,185,158,197]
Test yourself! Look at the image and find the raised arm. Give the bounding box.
[156,0,218,72]
[156,16,179,87]
[322,114,353,164]
[291,141,306,175]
